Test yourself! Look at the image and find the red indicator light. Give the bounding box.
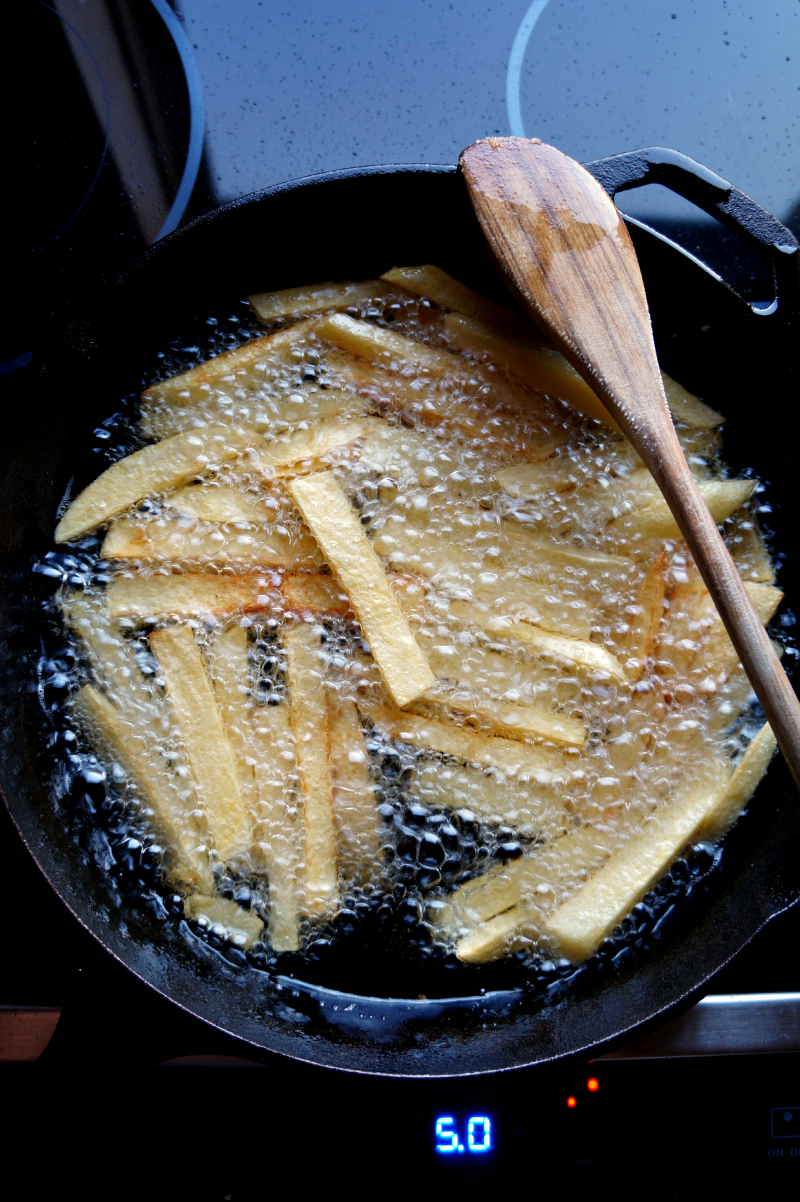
[587,1077,599,1092]
[567,1096,577,1109]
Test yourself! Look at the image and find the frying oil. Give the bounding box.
[35,285,783,995]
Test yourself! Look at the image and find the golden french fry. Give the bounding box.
[140,386,352,444]
[360,702,568,780]
[325,347,566,457]
[626,549,668,678]
[614,478,756,539]
[166,483,275,524]
[499,526,633,577]
[60,594,137,696]
[451,826,618,962]
[328,700,383,885]
[288,471,436,708]
[422,694,586,748]
[542,764,734,962]
[150,625,251,862]
[444,311,618,429]
[690,580,783,675]
[661,373,724,428]
[208,625,301,952]
[207,624,254,770]
[72,684,213,891]
[377,528,594,640]
[435,863,524,941]
[56,426,259,544]
[448,600,625,682]
[101,514,325,570]
[248,280,393,322]
[727,512,776,584]
[318,313,531,405]
[443,316,721,433]
[380,264,533,334]
[107,573,273,619]
[698,723,776,843]
[285,623,339,916]
[184,895,264,950]
[494,458,592,499]
[141,319,318,405]
[280,573,352,615]
[247,417,381,479]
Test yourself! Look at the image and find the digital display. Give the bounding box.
[435,1115,493,1154]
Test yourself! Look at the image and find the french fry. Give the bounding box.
[328,700,383,885]
[499,526,633,578]
[494,458,594,499]
[318,313,535,405]
[248,280,393,322]
[444,311,618,429]
[285,623,339,917]
[325,347,566,456]
[436,862,524,940]
[72,684,213,892]
[287,471,436,708]
[101,515,325,570]
[141,319,318,405]
[250,698,302,952]
[727,512,776,584]
[60,594,138,696]
[443,313,722,433]
[541,763,735,962]
[422,694,586,748]
[139,385,351,444]
[380,264,534,335]
[208,624,301,951]
[358,423,432,479]
[661,373,724,429]
[360,702,568,781]
[411,622,566,699]
[107,573,273,619]
[184,895,264,950]
[207,624,255,777]
[409,756,554,829]
[280,573,352,615]
[689,580,783,675]
[387,593,580,704]
[625,550,668,678]
[447,599,625,682]
[56,425,259,545]
[150,625,251,862]
[451,826,619,962]
[377,528,594,640]
[247,417,382,479]
[166,483,275,525]
[613,478,756,539]
[697,722,776,843]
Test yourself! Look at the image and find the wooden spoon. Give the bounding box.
[460,136,800,788]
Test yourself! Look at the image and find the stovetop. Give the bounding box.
[4,0,800,1119]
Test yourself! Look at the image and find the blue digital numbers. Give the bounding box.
[435,1116,459,1154]
[434,1115,493,1155]
[467,1116,492,1152]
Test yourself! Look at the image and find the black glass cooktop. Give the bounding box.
[8,0,800,368]
[5,0,800,1065]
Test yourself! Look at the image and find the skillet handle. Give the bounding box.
[583,146,800,322]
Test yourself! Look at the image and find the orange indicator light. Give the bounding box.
[587,1077,599,1092]
[567,1096,577,1109]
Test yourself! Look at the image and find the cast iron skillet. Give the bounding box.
[2,150,799,1077]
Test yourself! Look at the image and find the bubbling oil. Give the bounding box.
[34,284,789,998]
